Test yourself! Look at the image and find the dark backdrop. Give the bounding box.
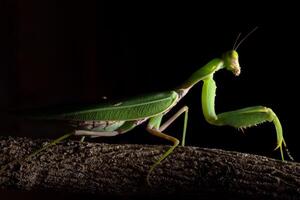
[0,1,299,199]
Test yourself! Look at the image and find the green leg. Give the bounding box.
[0,132,74,174]
[28,132,74,158]
[80,136,86,142]
[216,106,286,159]
[146,125,179,184]
[202,75,292,160]
[146,108,189,184]
[159,106,189,146]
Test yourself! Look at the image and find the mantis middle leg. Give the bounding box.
[146,106,188,183]
[202,75,291,160]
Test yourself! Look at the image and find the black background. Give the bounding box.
[1,1,299,199]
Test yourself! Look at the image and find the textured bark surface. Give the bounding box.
[0,136,299,199]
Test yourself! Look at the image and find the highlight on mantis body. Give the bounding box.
[1,28,293,184]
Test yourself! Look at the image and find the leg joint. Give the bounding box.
[182,105,189,111]
[263,107,276,122]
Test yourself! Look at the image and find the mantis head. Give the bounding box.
[222,27,258,76]
[222,50,240,76]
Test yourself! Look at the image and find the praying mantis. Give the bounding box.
[1,28,293,184]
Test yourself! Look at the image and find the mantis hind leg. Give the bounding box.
[0,132,74,174]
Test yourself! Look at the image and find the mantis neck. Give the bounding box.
[177,58,224,91]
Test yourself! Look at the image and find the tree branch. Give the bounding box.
[0,136,299,199]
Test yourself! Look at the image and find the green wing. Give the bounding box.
[30,91,178,121]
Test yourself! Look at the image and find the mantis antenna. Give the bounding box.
[232,32,241,50]
[234,26,259,50]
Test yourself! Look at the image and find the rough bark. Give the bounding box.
[0,136,299,199]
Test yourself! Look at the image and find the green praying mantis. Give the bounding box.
[1,28,293,184]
